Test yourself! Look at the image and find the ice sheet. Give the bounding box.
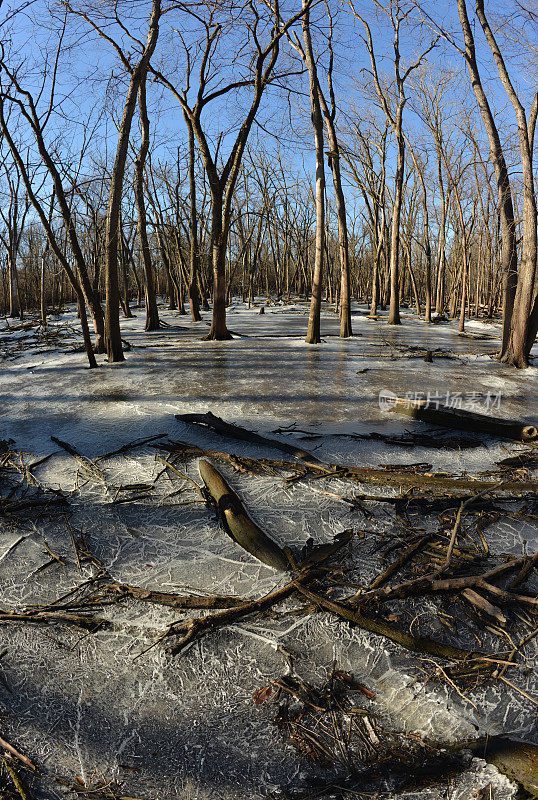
[0,300,535,799]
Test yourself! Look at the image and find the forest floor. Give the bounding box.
[0,299,536,800]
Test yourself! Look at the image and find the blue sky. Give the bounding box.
[0,0,536,235]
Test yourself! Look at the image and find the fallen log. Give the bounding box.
[158,440,538,495]
[176,411,322,464]
[481,738,538,798]
[199,459,291,571]
[389,398,538,442]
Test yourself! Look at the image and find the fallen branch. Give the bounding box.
[509,551,538,589]
[480,580,538,609]
[176,411,322,465]
[389,399,537,442]
[355,556,535,605]
[0,735,35,770]
[164,572,491,663]
[292,583,481,662]
[162,534,353,656]
[0,610,108,630]
[96,434,168,462]
[442,482,505,571]
[1,758,31,800]
[368,534,433,590]
[165,572,317,656]
[50,436,104,482]
[103,581,245,610]
[157,441,538,495]
[461,589,507,625]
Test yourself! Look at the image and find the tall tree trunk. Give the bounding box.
[303,2,325,344]
[8,249,19,318]
[40,239,49,326]
[474,0,537,366]
[388,129,404,324]
[104,0,161,361]
[457,0,519,360]
[120,223,134,319]
[317,97,352,337]
[205,192,232,339]
[134,78,160,331]
[185,115,202,322]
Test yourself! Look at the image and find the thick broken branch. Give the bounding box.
[176,411,322,464]
[157,440,538,495]
[389,399,537,442]
[199,459,291,571]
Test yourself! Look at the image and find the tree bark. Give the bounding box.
[388,126,404,324]
[313,31,352,338]
[40,238,49,326]
[303,0,325,345]
[205,193,233,339]
[134,77,160,331]
[8,247,19,318]
[185,114,202,322]
[103,0,161,361]
[456,0,519,360]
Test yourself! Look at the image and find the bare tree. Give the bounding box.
[343,118,389,318]
[423,0,537,365]
[474,0,538,365]
[300,0,326,344]
[0,32,105,355]
[151,0,310,339]
[403,138,432,321]
[0,155,30,317]
[0,103,97,366]
[288,2,353,338]
[350,0,438,325]
[64,0,163,361]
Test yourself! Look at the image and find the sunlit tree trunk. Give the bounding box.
[101,0,162,361]
[456,0,523,363]
[303,0,325,344]
[184,114,202,322]
[134,77,160,331]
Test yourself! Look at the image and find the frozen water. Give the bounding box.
[0,301,536,799]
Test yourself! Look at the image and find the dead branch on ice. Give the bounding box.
[389,397,538,442]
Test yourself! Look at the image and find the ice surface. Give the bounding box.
[0,301,536,799]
